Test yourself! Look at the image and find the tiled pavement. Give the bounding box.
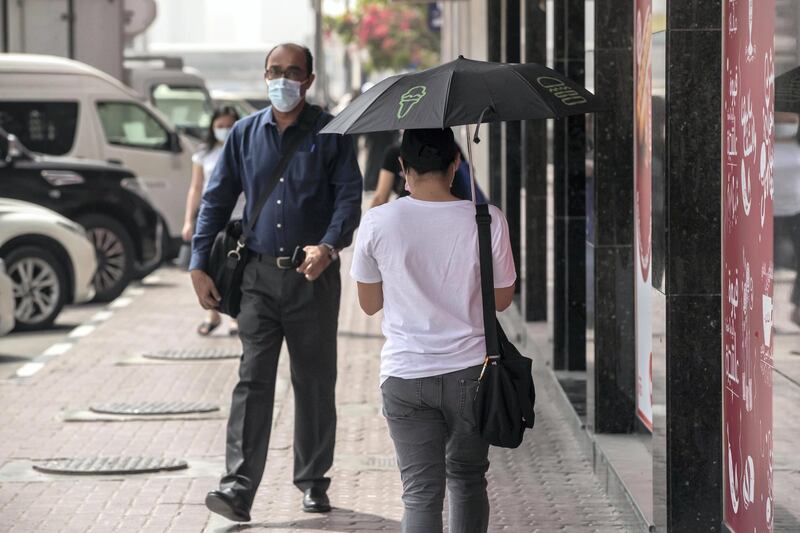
[0,247,638,532]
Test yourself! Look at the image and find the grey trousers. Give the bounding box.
[220,257,340,506]
[381,365,490,533]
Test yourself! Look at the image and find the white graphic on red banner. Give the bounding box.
[723,0,774,531]
[634,0,653,430]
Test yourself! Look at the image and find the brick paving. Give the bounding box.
[0,247,637,532]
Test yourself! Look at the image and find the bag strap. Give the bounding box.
[241,104,323,241]
[475,203,500,358]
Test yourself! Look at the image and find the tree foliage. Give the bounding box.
[325,1,440,73]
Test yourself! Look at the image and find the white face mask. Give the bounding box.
[775,123,798,140]
[213,127,231,143]
[268,77,304,112]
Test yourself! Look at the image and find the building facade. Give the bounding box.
[440,1,790,531]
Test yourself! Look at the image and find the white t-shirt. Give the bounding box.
[192,144,245,220]
[350,197,517,384]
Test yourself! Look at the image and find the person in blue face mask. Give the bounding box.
[191,43,362,522]
[183,106,243,336]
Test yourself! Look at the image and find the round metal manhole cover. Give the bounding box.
[89,401,219,416]
[33,456,188,475]
[142,348,240,360]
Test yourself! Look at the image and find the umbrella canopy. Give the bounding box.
[776,66,800,113]
[320,56,602,135]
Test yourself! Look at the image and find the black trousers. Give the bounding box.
[220,257,340,505]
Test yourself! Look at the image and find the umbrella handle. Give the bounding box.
[472,106,494,144]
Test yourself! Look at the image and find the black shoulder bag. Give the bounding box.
[473,203,536,448]
[205,105,322,318]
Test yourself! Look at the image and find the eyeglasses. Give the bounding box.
[266,66,307,81]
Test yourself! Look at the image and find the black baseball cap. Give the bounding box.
[400,128,458,174]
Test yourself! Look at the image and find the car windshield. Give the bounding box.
[151,84,212,130]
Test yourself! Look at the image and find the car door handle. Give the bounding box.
[107,158,123,165]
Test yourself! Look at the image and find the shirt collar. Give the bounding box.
[263,106,276,127]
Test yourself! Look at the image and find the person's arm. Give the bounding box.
[489,205,518,312]
[320,133,363,249]
[495,285,515,312]
[189,131,243,273]
[182,163,206,242]
[349,211,383,315]
[357,282,384,315]
[370,169,395,208]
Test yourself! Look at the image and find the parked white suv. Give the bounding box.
[0,54,196,260]
[0,199,97,330]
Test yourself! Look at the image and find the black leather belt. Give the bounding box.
[252,253,297,269]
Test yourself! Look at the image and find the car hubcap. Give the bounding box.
[9,257,60,324]
[87,228,126,292]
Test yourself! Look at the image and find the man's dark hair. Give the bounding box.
[400,128,458,175]
[264,43,314,75]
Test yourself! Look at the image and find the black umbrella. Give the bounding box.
[319,55,602,136]
[776,66,800,113]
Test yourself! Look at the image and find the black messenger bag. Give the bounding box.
[205,105,322,317]
[473,203,536,448]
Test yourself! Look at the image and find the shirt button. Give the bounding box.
[277,200,282,205]
[277,223,282,228]
[279,177,284,182]
[279,247,285,252]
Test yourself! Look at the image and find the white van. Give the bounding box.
[0,54,195,259]
[124,56,214,141]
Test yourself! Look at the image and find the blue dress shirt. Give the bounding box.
[190,105,363,271]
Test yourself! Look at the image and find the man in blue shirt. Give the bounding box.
[190,43,362,522]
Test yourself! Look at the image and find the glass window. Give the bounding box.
[151,84,212,130]
[96,102,170,150]
[0,101,78,155]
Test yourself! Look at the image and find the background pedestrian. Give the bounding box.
[182,106,243,336]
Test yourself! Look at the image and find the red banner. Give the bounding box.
[723,0,775,531]
[634,0,653,430]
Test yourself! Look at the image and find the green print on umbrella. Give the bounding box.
[397,86,427,119]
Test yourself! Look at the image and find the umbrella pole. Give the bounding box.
[464,124,478,206]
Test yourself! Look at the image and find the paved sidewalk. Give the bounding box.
[0,248,636,532]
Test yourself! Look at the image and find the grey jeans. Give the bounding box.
[381,365,490,533]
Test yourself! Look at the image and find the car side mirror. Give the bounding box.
[168,132,182,153]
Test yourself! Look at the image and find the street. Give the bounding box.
[0,248,641,533]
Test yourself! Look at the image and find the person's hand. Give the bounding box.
[190,269,221,309]
[296,245,332,281]
[182,221,194,243]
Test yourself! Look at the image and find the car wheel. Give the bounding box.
[4,246,67,331]
[77,214,134,303]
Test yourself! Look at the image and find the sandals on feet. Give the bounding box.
[197,320,221,336]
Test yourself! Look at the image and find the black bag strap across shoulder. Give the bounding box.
[240,104,323,242]
[475,203,500,358]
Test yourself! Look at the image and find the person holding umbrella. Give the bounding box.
[351,128,517,532]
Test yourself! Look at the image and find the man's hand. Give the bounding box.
[296,245,333,281]
[181,221,194,243]
[190,269,221,309]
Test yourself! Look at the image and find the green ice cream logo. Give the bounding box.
[397,86,427,119]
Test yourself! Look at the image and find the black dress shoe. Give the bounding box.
[205,488,251,522]
[302,487,331,513]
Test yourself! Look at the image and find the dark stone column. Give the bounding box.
[653,2,723,530]
[487,0,503,204]
[522,0,547,321]
[587,0,636,433]
[505,0,521,294]
[552,0,586,371]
